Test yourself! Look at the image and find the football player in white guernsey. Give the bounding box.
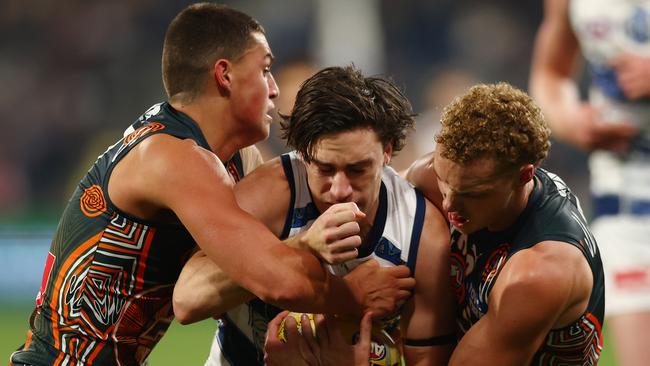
[173,66,456,366]
[530,0,650,364]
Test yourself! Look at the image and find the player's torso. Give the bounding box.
[20,103,229,366]
[214,152,426,366]
[450,169,605,365]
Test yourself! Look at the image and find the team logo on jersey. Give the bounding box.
[369,341,386,361]
[123,122,165,145]
[80,184,107,217]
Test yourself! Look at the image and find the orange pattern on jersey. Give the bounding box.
[123,122,165,144]
[48,231,103,354]
[80,185,107,217]
[227,161,241,182]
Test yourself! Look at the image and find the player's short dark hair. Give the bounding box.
[281,65,415,162]
[162,3,264,102]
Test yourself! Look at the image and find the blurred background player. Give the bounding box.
[530,0,650,364]
[173,65,455,366]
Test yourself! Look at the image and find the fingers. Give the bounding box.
[326,211,363,229]
[396,276,416,291]
[313,313,331,346]
[300,314,321,362]
[356,311,373,350]
[267,310,291,343]
[327,235,362,253]
[385,264,411,278]
[326,202,367,221]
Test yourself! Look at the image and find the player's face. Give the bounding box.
[433,145,520,235]
[305,128,390,216]
[229,32,279,143]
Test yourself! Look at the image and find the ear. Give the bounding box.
[383,143,393,166]
[519,164,534,185]
[213,59,232,91]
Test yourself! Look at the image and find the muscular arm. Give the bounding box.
[173,157,387,323]
[449,241,593,365]
[117,136,363,316]
[401,200,456,365]
[173,158,290,323]
[529,0,637,151]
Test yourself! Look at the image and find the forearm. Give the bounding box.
[250,246,361,316]
[529,70,582,141]
[173,252,254,324]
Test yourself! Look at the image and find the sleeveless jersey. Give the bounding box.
[570,0,650,218]
[11,102,246,366]
[449,169,605,365]
[210,151,427,366]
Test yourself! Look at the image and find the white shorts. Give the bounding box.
[592,215,650,316]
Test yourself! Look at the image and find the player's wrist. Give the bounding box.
[326,273,363,316]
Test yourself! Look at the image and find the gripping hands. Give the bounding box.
[300,202,366,264]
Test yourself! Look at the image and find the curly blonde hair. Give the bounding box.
[436,82,551,168]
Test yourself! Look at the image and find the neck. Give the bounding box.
[170,95,245,163]
[487,178,535,232]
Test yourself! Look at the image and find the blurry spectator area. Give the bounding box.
[0,226,52,302]
[0,0,591,223]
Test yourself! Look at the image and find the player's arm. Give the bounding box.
[132,136,411,316]
[529,0,637,151]
[401,199,456,366]
[449,241,593,365]
[173,158,291,323]
[173,250,255,324]
[173,157,392,323]
[405,152,444,215]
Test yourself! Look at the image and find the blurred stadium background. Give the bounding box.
[0,0,615,364]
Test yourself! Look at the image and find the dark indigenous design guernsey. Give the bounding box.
[450,169,605,365]
[11,103,245,366]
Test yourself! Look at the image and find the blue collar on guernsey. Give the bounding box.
[358,182,388,258]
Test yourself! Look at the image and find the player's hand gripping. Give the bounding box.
[264,310,372,366]
[566,102,638,152]
[299,202,365,264]
[344,259,415,318]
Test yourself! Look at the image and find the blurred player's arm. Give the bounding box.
[401,199,456,365]
[529,0,637,151]
[448,241,593,365]
[126,136,411,320]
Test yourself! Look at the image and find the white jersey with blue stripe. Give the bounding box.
[570,0,650,217]
[205,151,427,366]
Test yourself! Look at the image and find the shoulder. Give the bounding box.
[235,156,288,192]
[234,156,291,236]
[405,152,435,187]
[404,152,443,212]
[140,134,230,184]
[492,240,592,328]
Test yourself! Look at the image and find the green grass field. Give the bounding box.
[2,302,618,365]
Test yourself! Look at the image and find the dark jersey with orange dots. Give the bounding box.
[11,102,244,366]
[449,169,605,365]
